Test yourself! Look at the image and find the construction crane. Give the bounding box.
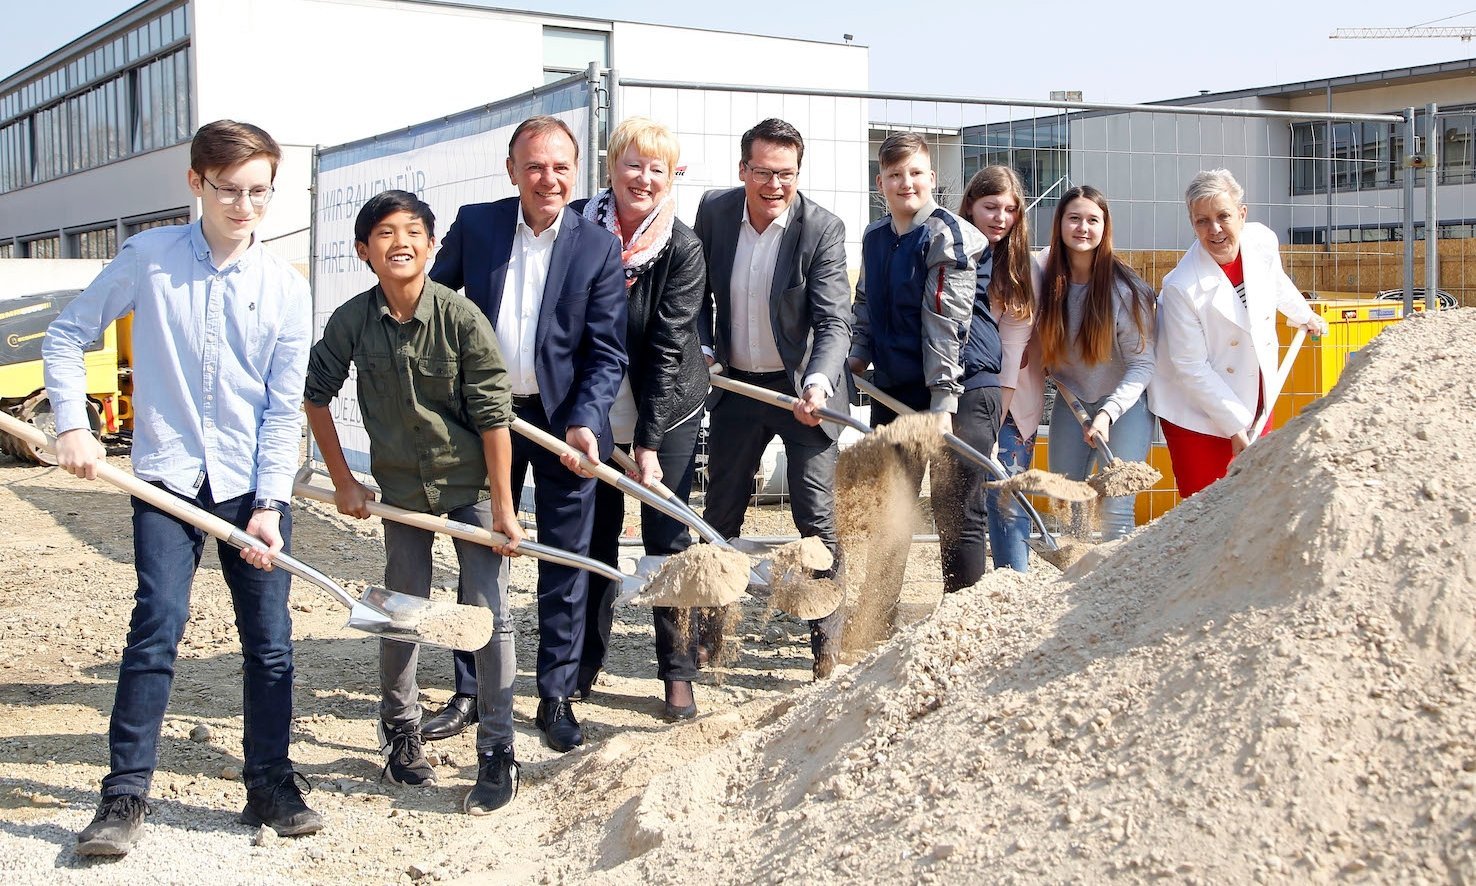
[1330,27,1474,39]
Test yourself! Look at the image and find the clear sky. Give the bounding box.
[3,0,1475,104]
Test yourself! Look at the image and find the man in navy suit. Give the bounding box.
[427,115,626,752]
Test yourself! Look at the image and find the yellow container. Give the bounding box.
[1269,296,1405,430]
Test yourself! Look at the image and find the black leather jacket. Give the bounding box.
[626,219,709,450]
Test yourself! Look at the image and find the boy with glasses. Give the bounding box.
[44,120,319,856]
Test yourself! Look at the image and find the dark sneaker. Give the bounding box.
[241,770,324,837]
[463,745,520,815]
[76,794,149,856]
[378,719,437,786]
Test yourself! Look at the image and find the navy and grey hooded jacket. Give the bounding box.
[850,200,989,412]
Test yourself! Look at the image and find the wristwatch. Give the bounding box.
[251,498,291,518]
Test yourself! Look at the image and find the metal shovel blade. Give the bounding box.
[347,586,494,651]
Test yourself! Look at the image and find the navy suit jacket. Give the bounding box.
[430,197,627,440]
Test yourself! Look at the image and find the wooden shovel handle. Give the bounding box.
[1249,327,1307,441]
[607,446,683,502]
[291,480,516,546]
[708,367,864,432]
[0,411,361,609]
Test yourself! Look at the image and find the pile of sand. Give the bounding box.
[548,310,1476,883]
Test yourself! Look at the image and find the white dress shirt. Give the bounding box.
[722,204,833,396]
[727,204,790,373]
[497,204,563,396]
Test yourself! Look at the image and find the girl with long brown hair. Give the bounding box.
[1039,185,1156,540]
[958,165,1043,572]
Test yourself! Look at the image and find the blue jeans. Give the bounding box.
[1047,394,1153,541]
[104,480,295,798]
[985,415,1037,572]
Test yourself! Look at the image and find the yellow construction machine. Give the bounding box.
[0,290,131,463]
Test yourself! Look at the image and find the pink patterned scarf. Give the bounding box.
[583,189,675,287]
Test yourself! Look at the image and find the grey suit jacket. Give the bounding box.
[694,187,853,439]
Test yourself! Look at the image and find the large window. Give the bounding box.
[0,4,190,194]
[22,235,60,258]
[543,27,608,84]
[71,225,118,259]
[1292,107,1476,195]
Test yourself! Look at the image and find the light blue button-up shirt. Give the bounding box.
[43,221,311,503]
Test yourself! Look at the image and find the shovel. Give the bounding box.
[604,446,814,590]
[707,367,874,435]
[847,373,1073,569]
[1248,327,1307,442]
[1050,380,1161,498]
[510,418,755,606]
[0,412,491,651]
[290,467,650,604]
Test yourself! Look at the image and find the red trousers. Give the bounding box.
[1161,400,1271,498]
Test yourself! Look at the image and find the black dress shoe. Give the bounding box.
[534,697,584,752]
[422,693,478,742]
[660,679,697,721]
[662,700,698,721]
[813,652,840,682]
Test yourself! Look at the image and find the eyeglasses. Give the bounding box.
[201,175,275,207]
[743,164,798,186]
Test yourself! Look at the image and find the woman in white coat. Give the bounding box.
[1147,169,1328,498]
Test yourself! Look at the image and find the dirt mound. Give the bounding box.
[547,310,1476,883]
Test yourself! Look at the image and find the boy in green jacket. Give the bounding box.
[303,190,523,815]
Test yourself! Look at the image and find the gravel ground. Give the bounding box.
[0,445,946,884]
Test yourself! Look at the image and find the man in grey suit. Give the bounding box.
[694,117,852,679]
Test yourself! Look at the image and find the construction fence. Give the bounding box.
[309,72,1451,529]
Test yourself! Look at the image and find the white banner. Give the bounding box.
[310,79,590,471]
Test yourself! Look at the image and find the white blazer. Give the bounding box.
[1147,222,1315,438]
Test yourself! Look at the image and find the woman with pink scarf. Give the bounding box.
[577,117,710,720]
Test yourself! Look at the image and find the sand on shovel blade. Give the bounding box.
[765,535,841,618]
[633,545,751,608]
[1035,538,1096,571]
[1087,459,1161,497]
[389,601,495,651]
[770,577,844,620]
[987,468,1097,502]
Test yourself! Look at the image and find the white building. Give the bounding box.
[955,58,1476,251]
[0,0,868,261]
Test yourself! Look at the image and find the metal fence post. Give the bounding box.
[608,68,620,135]
[305,144,321,464]
[1424,102,1439,311]
[586,61,602,199]
[1403,108,1416,316]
